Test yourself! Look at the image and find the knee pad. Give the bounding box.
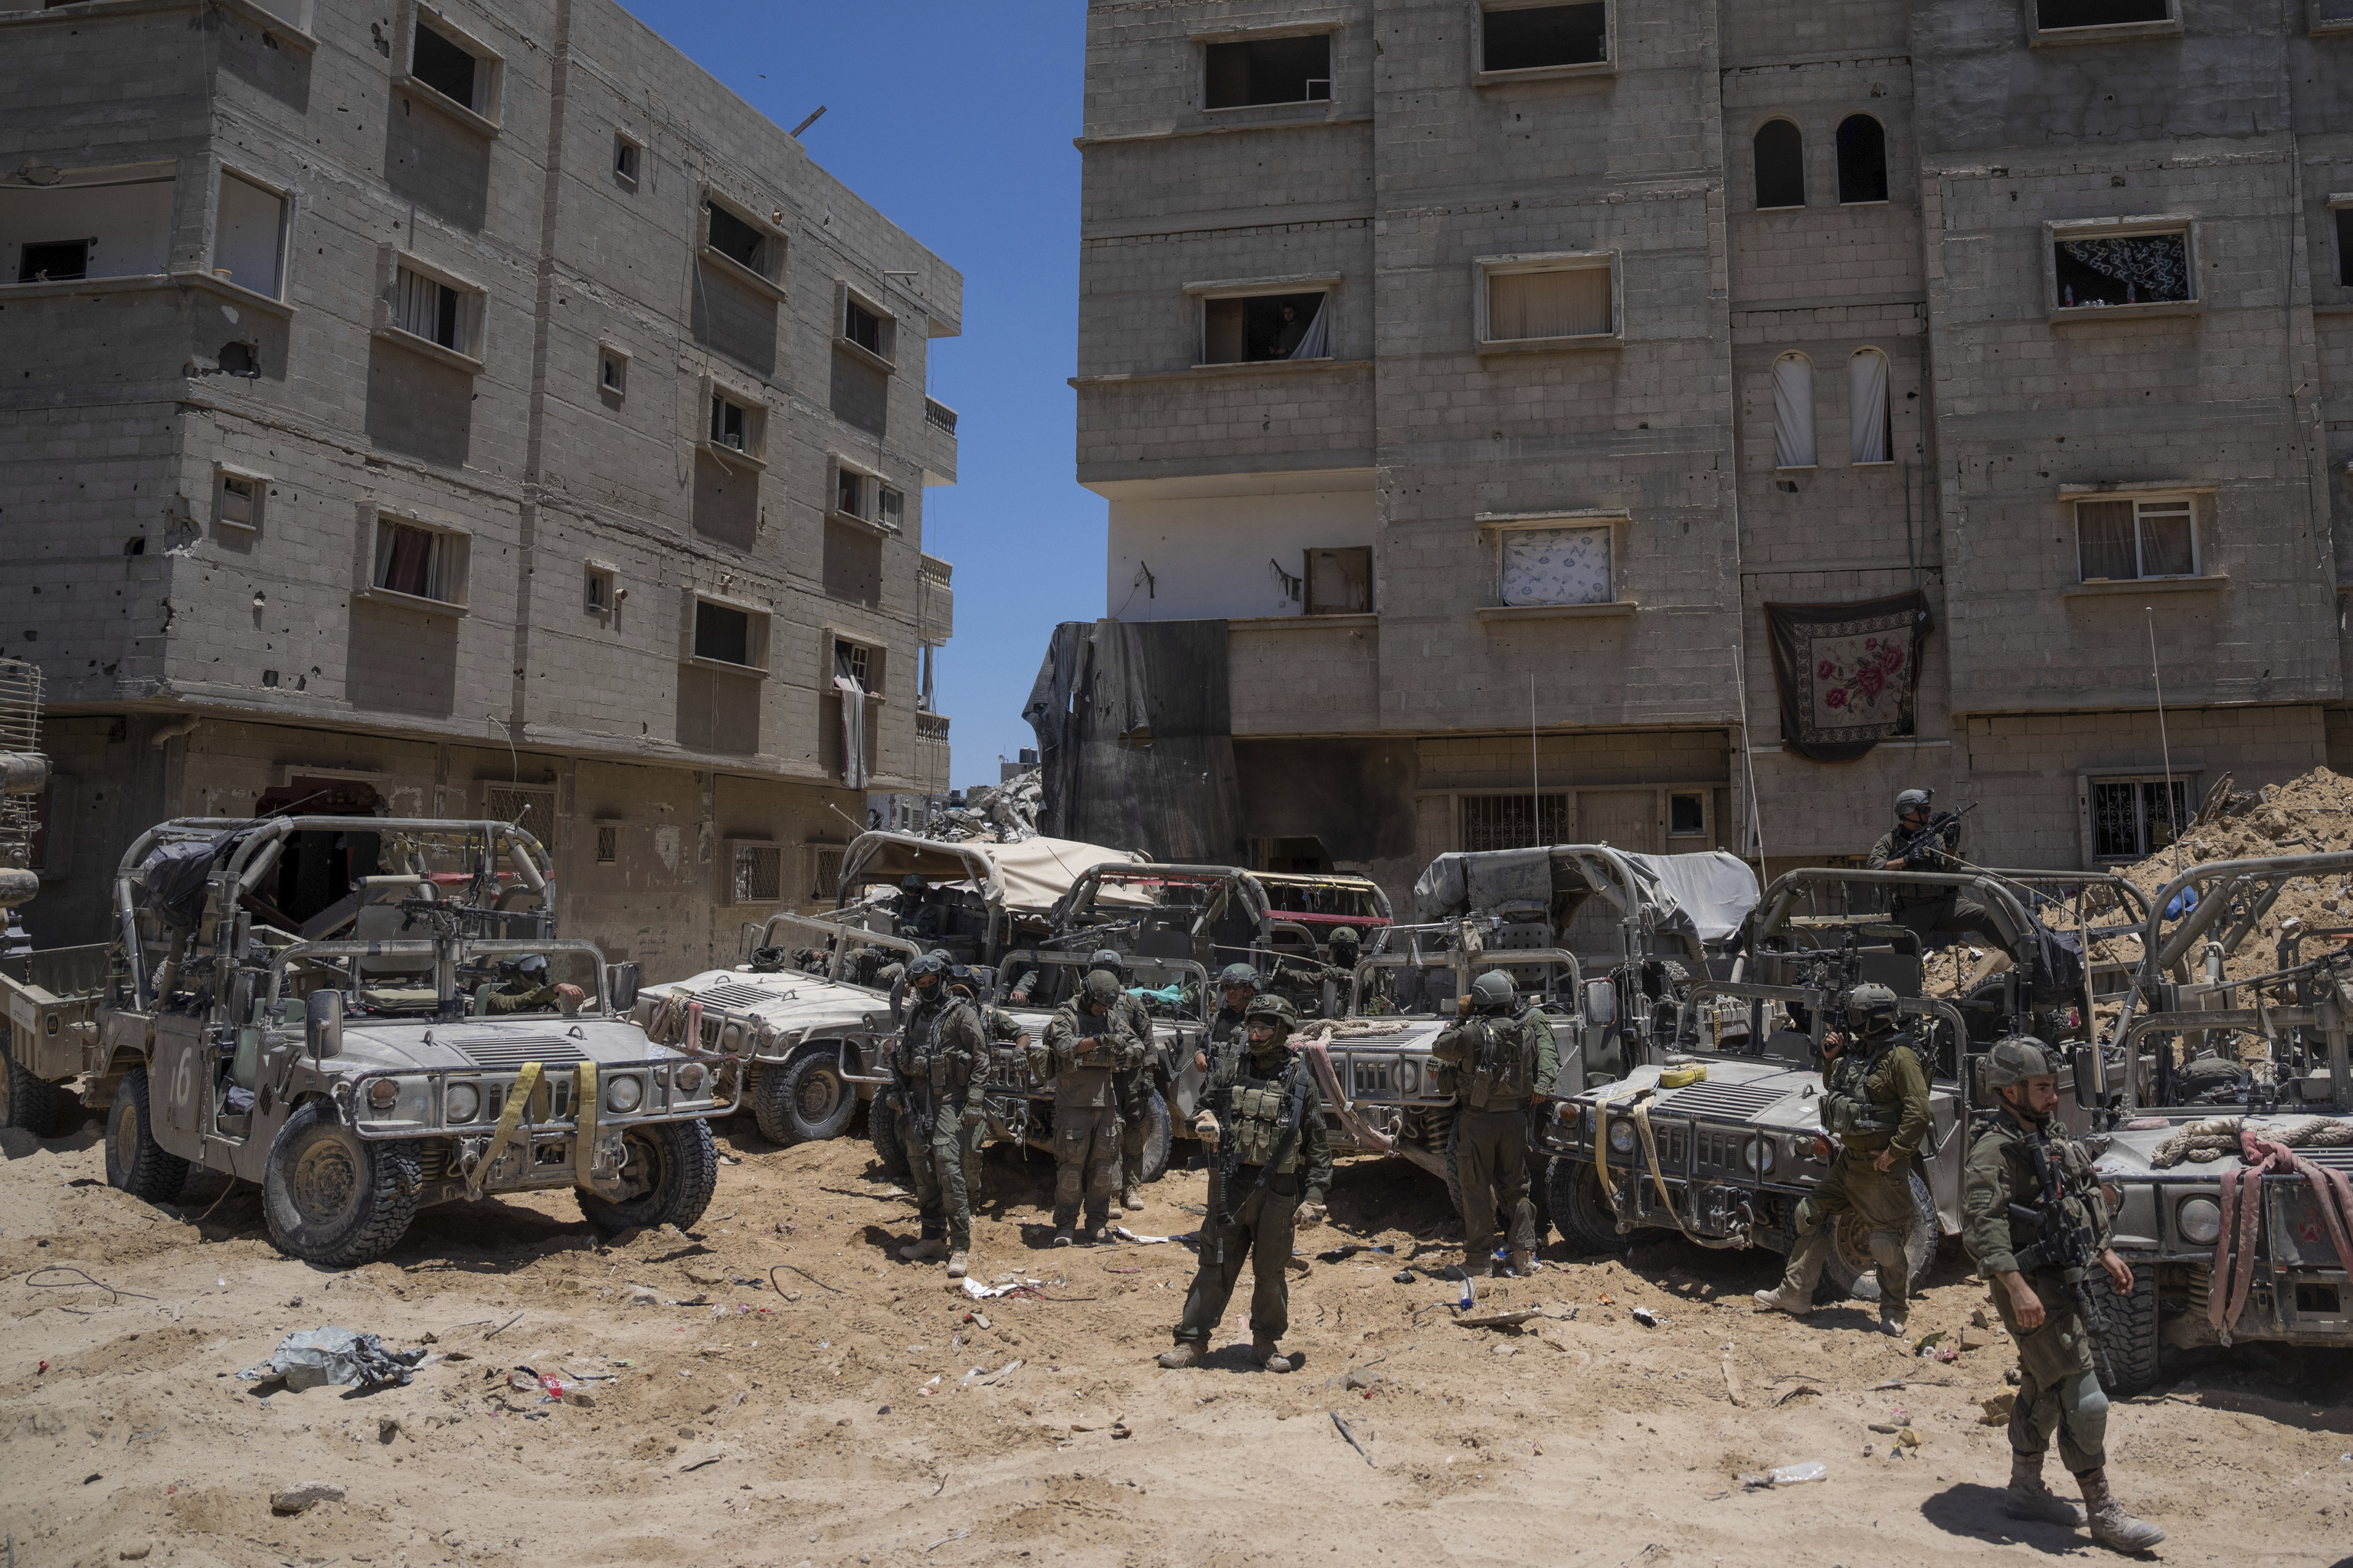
[1867,1229,1906,1270]
[1792,1197,1828,1236]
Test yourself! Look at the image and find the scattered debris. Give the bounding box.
[1631,1306,1665,1329]
[1330,1410,1374,1467]
[238,1327,427,1390]
[1452,1308,1540,1331]
[270,1483,345,1516]
[1738,1462,1826,1488]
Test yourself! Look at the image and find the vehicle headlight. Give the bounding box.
[677,1062,708,1095]
[2176,1196,2221,1246]
[1608,1120,1637,1156]
[445,1082,481,1123]
[606,1075,644,1113]
[366,1079,399,1111]
[1743,1137,1775,1176]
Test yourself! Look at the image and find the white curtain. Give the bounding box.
[1488,267,1612,341]
[1849,349,1890,464]
[1773,354,1816,468]
[833,650,869,789]
[1288,296,1330,360]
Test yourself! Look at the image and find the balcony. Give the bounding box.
[922,396,957,486]
[914,709,951,791]
[915,710,951,742]
[918,553,953,642]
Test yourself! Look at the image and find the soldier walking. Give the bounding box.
[1965,1036,2164,1552]
[1157,996,1330,1373]
[1031,970,1141,1246]
[1434,971,1556,1278]
[889,954,985,1279]
[1753,983,1929,1334]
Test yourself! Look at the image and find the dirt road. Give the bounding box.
[4,1116,2348,1567]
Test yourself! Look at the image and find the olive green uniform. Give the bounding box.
[1265,957,1340,1020]
[1433,1007,1559,1265]
[1775,1027,1932,1304]
[1109,988,1157,1188]
[1173,1039,1333,1347]
[1867,828,2020,967]
[1963,1110,2116,1476]
[959,1001,1028,1205]
[481,982,567,1016]
[889,991,987,1252]
[1032,1001,1142,1231]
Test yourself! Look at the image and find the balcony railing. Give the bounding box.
[924,397,958,435]
[918,554,953,587]
[916,712,951,741]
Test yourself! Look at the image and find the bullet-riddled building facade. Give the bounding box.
[1075,0,2351,909]
[0,0,961,975]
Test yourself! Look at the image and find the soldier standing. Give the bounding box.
[1157,996,1330,1373]
[1869,787,2020,971]
[1752,983,1929,1334]
[889,954,986,1279]
[947,964,1028,1209]
[1193,962,1262,1075]
[1031,970,1141,1246]
[1965,1036,2164,1551]
[1433,971,1556,1278]
[1085,948,1160,1213]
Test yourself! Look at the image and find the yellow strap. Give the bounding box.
[1591,1080,1651,1206]
[467,1060,543,1200]
[1631,1098,1705,1246]
[573,1062,598,1189]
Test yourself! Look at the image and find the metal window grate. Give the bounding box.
[733,843,782,904]
[595,824,617,864]
[486,786,556,859]
[1459,793,1569,854]
[2091,778,2188,859]
[810,845,843,901]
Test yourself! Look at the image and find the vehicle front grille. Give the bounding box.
[694,983,781,1010]
[2304,1146,2353,1173]
[1656,1079,1792,1121]
[449,1033,590,1069]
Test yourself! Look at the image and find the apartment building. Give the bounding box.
[0,0,961,975]
[1075,0,2351,912]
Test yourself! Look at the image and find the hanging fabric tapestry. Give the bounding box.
[1762,590,1932,762]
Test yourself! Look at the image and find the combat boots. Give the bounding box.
[1250,1336,1294,1373]
[898,1237,947,1262]
[2001,1453,2087,1527]
[1121,1160,1145,1212]
[945,1250,969,1279]
[1155,1342,1203,1369]
[1509,1249,1538,1277]
[2077,1470,2165,1552]
[1881,1301,1910,1338]
[1751,1285,1815,1318]
[1051,1210,1077,1247]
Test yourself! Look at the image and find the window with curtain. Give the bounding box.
[1772,353,1816,468]
[1201,290,1330,364]
[1754,119,1805,209]
[2054,231,2191,309]
[1485,264,1612,340]
[2076,498,2196,581]
[1849,349,1891,464]
[1836,116,1887,204]
[1499,526,1612,607]
[393,265,463,351]
[373,519,452,601]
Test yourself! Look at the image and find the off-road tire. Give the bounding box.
[578,1118,720,1237]
[1133,1084,1172,1184]
[1548,1153,1631,1256]
[753,1047,858,1145]
[103,1066,188,1205]
[2084,1256,2161,1397]
[261,1099,424,1267]
[1819,1167,1937,1304]
[2,1032,72,1138]
[869,1089,913,1180]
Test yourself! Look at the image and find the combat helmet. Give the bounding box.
[1845,982,1900,1032]
[1243,994,1297,1039]
[1470,970,1517,1013]
[907,952,951,990]
[1216,961,1261,993]
[1984,1035,2060,1091]
[1328,925,1362,951]
[1082,969,1125,1007]
[1893,787,1933,817]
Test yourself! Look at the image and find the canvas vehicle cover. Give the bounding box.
[1412,846,1759,943]
[837,833,1145,916]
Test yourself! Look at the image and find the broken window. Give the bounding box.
[834,638,876,692]
[16,238,87,282]
[2337,208,2353,287]
[393,264,466,352]
[217,470,261,531]
[1498,526,1612,607]
[1484,263,1612,341]
[2076,497,2197,581]
[705,202,772,276]
[1668,792,1707,838]
[843,296,893,361]
[2,167,175,283]
[1305,547,1373,615]
[1205,33,1331,109]
[1481,3,1607,71]
[212,172,286,297]
[2090,778,2189,860]
[1849,349,1891,464]
[2054,231,2191,308]
[411,18,496,116]
[1201,290,1330,364]
[372,518,461,603]
[1772,352,1816,468]
[1753,119,1805,209]
[614,134,640,183]
[1461,794,1569,854]
[2037,0,2171,27]
[1836,116,1887,205]
[693,600,752,666]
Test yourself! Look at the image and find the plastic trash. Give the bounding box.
[2165,886,2199,919]
[1631,1306,1665,1328]
[241,1327,427,1390]
[1739,1462,1828,1488]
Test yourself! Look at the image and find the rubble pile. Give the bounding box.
[918,768,1042,843]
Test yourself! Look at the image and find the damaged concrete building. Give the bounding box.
[0,0,961,973]
[1070,0,2351,908]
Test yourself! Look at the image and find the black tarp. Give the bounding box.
[1023,619,1247,864]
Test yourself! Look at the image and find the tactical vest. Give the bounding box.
[901,998,967,1094]
[1997,1121,2108,1261]
[1228,1059,1304,1172]
[1445,1014,1537,1111]
[1821,1030,1917,1140]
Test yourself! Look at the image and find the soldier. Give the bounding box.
[887,954,985,1279]
[947,964,1029,1208]
[1869,787,2020,973]
[1084,948,1160,1213]
[1193,961,1262,1075]
[479,954,586,1016]
[1031,970,1141,1246]
[1752,982,1929,1334]
[1965,1036,2163,1551]
[1157,995,1330,1373]
[1433,971,1557,1278]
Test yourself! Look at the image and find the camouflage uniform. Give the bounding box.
[1772,1024,1932,1312]
[1433,1000,1557,1272]
[1031,984,1142,1239]
[889,988,987,1254]
[1868,823,2020,966]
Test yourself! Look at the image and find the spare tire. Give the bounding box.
[868,1089,912,1180]
[1819,1167,1937,1304]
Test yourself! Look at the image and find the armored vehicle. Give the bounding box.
[1,816,730,1265]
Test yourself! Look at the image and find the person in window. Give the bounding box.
[1268,303,1311,359]
[481,954,585,1016]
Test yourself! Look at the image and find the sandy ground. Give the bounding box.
[5,1108,2351,1568]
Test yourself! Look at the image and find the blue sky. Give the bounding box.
[618,1,1100,791]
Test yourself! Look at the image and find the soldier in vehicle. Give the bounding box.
[948,964,1029,1208]
[1193,962,1263,1075]
[1752,982,1929,1335]
[1082,948,1159,1213]
[479,954,586,1016]
[1433,971,1556,1278]
[888,954,986,1279]
[1964,1036,2163,1553]
[1869,787,2020,971]
[1265,936,1347,1020]
[1157,995,1330,1374]
[894,874,944,941]
[1031,970,1141,1246]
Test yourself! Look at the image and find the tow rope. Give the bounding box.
[2211,1122,2353,1344]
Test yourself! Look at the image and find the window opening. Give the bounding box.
[2054,232,2190,309]
[845,298,887,357]
[214,172,286,297]
[2037,0,2170,26]
[2337,208,2353,288]
[584,565,614,612]
[1305,546,1373,614]
[2091,778,2188,860]
[1668,792,1707,837]
[394,265,463,350]
[1835,116,1887,205]
[810,844,844,900]
[694,600,751,666]
[2076,498,2196,581]
[836,467,866,517]
[595,824,618,864]
[411,21,479,109]
[1205,33,1332,108]
[1499,526,1612,607]
[879,485,904,530]
[374,519,452,601]
[1461,793,1569,853]
[614,136,640,182]
[1849,349,1891,464]
[733,842,783,904]
[599,349,626,394]
[1202,290,1329,364]
[706,204,765,272]
[1486,264,1612,340]
[1753,119,1805,209]
[1772,353,1816,467]
[2321,0,2353,25]
[710,394,749,451]
[1481,3,1606,70]
[835,639,872,689]
[18,239,89,283]
[220,474,258,528]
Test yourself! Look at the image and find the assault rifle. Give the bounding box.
[1887,800,1978,872]
[2006,1124,2116,1386]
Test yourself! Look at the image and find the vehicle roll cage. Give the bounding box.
[1346,948,1584,1017]
[992,947,1211,1023]
[263,936,617,1020]
[745,910,924,984]
[1048,862,1389,971]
